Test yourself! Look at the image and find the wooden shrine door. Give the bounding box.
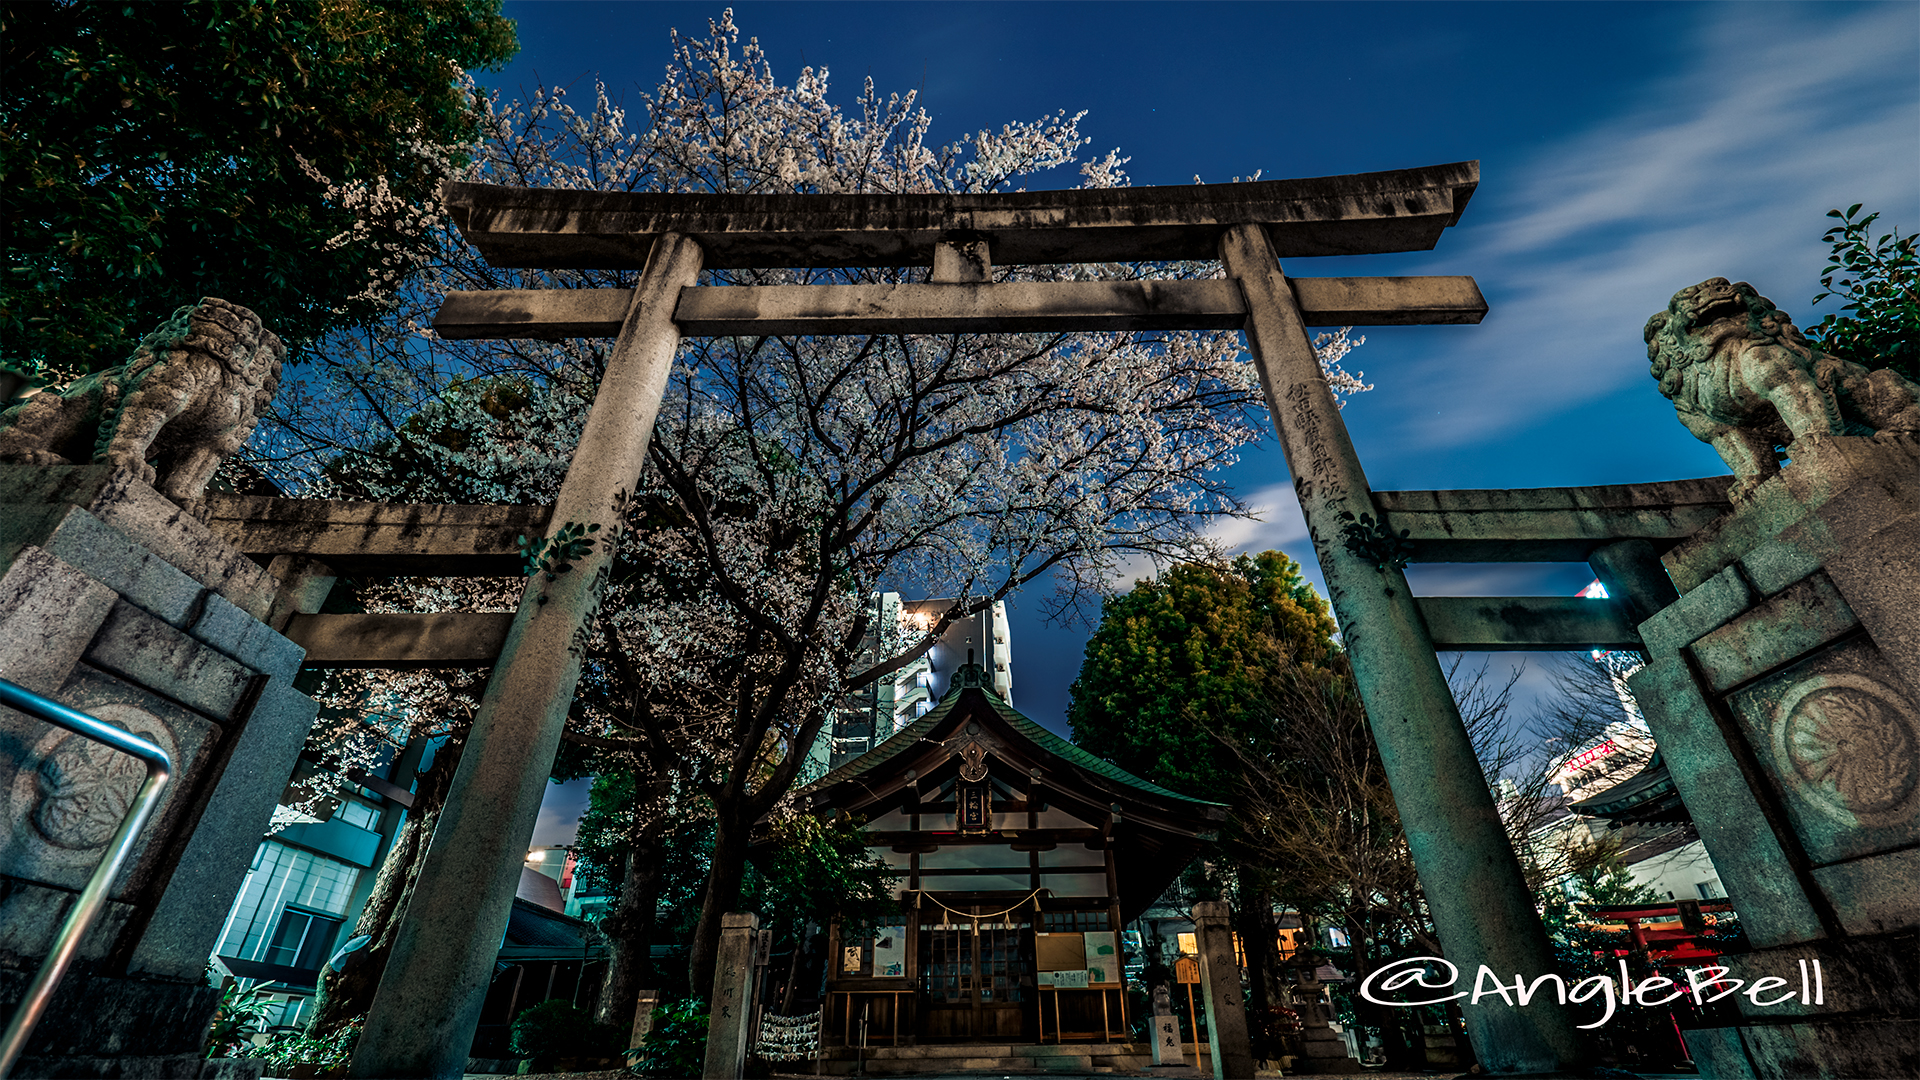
[917,908,1034,1042]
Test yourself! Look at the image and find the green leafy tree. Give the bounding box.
[571,772,900,1025]
[568,766,704,1024]
[1066,550,1338,794]
[743,812,901,949]
[508,999,624,1067]
[0,0,516,380]
[1810,204,1917,381]
[743,811,902,1013]
[1536,859,1662,1037]
[1067,550,1338,1016]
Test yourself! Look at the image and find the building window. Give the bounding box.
[214,842,359,967]
[264,908,344,972]
[334,799,379,830]
[1041,910,1110,932]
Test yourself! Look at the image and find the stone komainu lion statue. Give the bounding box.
[1646,277,1920,500]
[0,297,284,502]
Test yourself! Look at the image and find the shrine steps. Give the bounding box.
[816,1041,1154,1075]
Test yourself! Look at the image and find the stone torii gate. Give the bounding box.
[342,161,1592,1077]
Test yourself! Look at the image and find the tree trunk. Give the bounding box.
[1232,867,1283,1014]
[686,804,753,1003]
[1348,911,1426,1072]
[305,733,465,1037]
[594,839,665,1036]
[776,924,804,1014]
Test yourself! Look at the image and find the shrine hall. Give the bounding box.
[792,662,1228,1048]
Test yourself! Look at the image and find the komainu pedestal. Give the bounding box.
[1629,434,1920,1078]
[0,465,317,1078]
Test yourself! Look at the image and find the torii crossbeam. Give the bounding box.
[349,161,1585,1078]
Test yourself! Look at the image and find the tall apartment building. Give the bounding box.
[816,593,1013,772]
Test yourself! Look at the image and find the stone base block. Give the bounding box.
[1684,1016,1920,1080]
[0,969,220,1060]
[7,1054,207,1079]
[1672,932,1919,1079]
[7,1056,262,1080]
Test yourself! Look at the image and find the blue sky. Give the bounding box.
[512,1,1919,845]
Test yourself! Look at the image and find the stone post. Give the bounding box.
[631,989,661,1052]
[1149,984,1185,1067]
[704,913,760,1080]
[1219,223,1582,1073]
[349,233,705,1080]
[1190,902,1253,1080]
[0,466,319,1078]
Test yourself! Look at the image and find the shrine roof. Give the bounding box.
[805,663,1226,817]
[1569,750,1690,826]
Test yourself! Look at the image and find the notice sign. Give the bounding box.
[1084,931,1119,985]
[1049,969,1090,988]
[872,925,906,977]
[842,946,863,974]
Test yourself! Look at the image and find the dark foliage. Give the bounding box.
[508,999,624,1060]
[0,0,515,378]
[628,997,710,1077]
[1811,204,1917,381]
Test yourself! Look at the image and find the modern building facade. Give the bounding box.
[818,593,1014,772]
[210,740,608,1050]
[1535,655,1727,903]
[209,744,422,1033]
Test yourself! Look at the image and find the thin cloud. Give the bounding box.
[1207,479,1310,557]
[1386,4,1919,450]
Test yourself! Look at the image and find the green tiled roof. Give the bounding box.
[808,665,1224,809]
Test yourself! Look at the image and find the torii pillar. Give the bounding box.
[348,234,704,1079]
[1220,222,1583,1072]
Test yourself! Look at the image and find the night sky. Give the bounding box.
[517,1,1919,845]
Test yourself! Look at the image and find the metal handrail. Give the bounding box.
[0,677,172,1078]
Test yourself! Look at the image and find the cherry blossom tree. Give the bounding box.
[251,8,1373,1007]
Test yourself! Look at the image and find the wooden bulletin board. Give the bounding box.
[1034,931,1086,972]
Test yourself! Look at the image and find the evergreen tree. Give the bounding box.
[1066,550,1338,794]
[1066,550,1339,1022]
[0,0,515,379]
